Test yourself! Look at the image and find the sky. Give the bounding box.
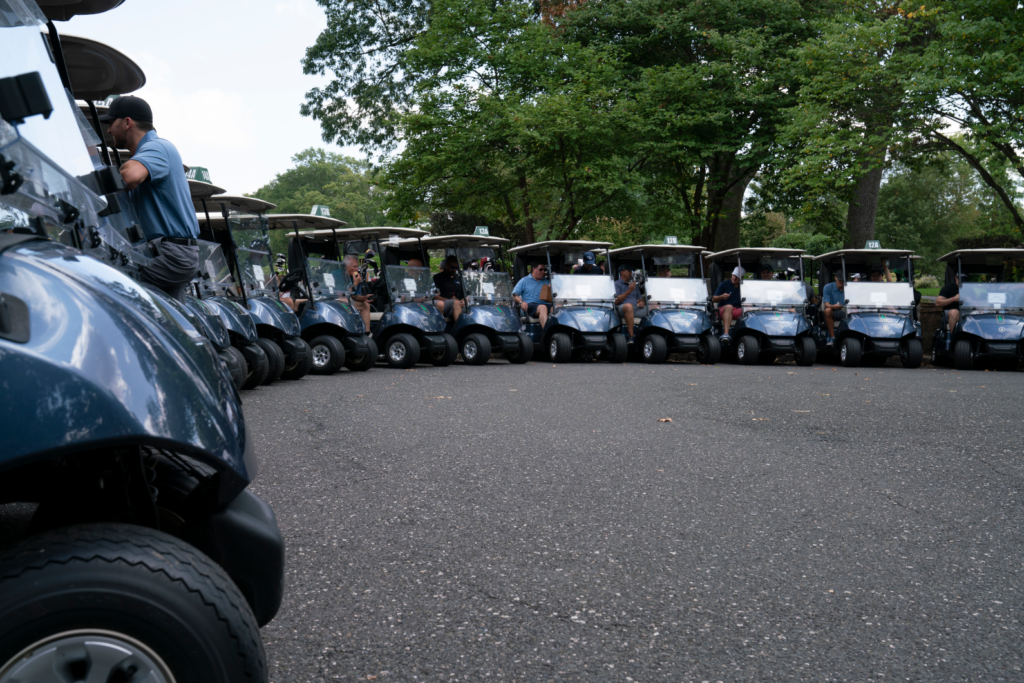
[64,0,361,195]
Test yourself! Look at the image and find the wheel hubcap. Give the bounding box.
[389,343,406,362]
[643,340,653,358]
[737,343,745,359]
[550,340,558,358]
[464,340,478,359]
[312,344,330,367]
[841,345,847,361]
[0,630,174,683]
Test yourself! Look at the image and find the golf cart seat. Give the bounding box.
[369,312,385,322]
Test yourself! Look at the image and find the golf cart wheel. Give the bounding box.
[385,334,420,369]
[309,335,346,375]
[794,336,817,367]
[608,332,629,363]
[461,333,491,365]
[696,334,721,365]
[839,337,862,367]
[255,339,285,385]
[344,337,378,372]
[953,338,975,370]
[737,335,760,365]
[549,332,573,363]
[431,333,460,367]
[0,524,265,683]
[280,338,313,380]
[641,334,668,364]
[220,347,247,390]
[505,332,534,364]
[239,343,270,390]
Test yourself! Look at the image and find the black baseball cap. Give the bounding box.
[618,263,633,272]
[98,96,153,124]
[760,263,774,271]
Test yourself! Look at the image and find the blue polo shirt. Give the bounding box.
[128,131,200,241]
[822,281,846,307]
[713,279,741,307]
[512,274,551,304]
[614,277,640,306]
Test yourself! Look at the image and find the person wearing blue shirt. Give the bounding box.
[512,263,552,328]
[821,271,847,346]
[101,96,200,302]
[711,266,744,341]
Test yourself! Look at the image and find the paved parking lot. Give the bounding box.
[247,356,1023,682]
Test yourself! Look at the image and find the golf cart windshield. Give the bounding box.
[960,282,1024,312]
[197,240,237,296]
[741,280,807,307]
[456,246,496,263]
[230,213,277,296]
[386,265,433,301]
[551,273,616,304]
[645,278,709,305]
[844,282,914,309]
[307,256,352,300]
[463,271,513,304]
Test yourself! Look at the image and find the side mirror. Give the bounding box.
[741,297,746,303]
[844,299,850,305]
[646,294,652,300]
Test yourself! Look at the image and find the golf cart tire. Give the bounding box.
[641,333,668,364]
[385,334,420,369]
[795,336,817,367]
[344,337,378,372]
[430,333,460,366]
[696,335,721,365]
[239,343,270,390]
[461,333,491,365]
[505,333,534,364]
[220,347,247,390]
[0,524,266,683]
[309,335,346,375]
[255,339,285,385]
[737,335,760,365]
[840,337,862,367]
[609,333,629,363]
[953,339,975,370]
[280,338,313,380]
[549,332,572,363]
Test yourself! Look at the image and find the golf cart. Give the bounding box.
[607,243,719,364]
[196,195,313,383]
[415,233,533,364]
[932,249,1024,370]
[814,249,923,368]
[277,217,395,373]
[706,248,817,366]
[508,240,629,363]
[1,5,281,681]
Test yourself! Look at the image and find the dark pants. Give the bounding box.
[141,238,199,302]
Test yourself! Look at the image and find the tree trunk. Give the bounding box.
[712,170,755,252]
[845,165,884,249]
[698,153,756,250]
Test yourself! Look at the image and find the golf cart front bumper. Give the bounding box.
[342,334,374,356]
[581,333,611,351]
[420,333,448,353]
[980,340,1022,358]
[672,335,701,352]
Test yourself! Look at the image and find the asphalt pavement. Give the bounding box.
[248,356,1024,682]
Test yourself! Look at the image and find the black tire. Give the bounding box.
[0,524,265,683]
[255,339,285,385]
[641,333,668,364]
[344,337,378,372]
[239,343,269,390]
[461,333,492,365]
[549,332,572,363]
[280,338,313,380]
[608,332,629,363]
[431,333,459,366]
[737,335,760,365]
[309,335,345,375]
[840,337,862,367]
[953,338,975,370]
[794,336,817,366]
[220,347,247,390]
[385,333,420,369]
[697,334,721,365]
[505,332,534,364]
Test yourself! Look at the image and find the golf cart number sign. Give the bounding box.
[252,264,264,283]
[323,273,336,288]
[404,278,417,292]
[481,282,495,295]
[989,292,1007,304]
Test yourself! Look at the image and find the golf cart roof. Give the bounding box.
[416,234,509,248]
[707,247,806,260]
[266,214,348,232]
[609,244,708,258]
[508,240,613,255]
[938,249,1024,263]
[814,248,916,261]
[188,179,227,199]
[299,226,428,242]
[61,35,145,101]
[39,0,125,21]
[194,195,276,213]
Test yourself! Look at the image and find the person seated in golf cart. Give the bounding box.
[574,251,604,275]
[657,264,673,278]
[821,270,846,347]
[512,262,552,328]
[433,254,467,322]
[712,266,744,341]
[342,255,376,333]
[936,272,960,340]
[614,263,646,343]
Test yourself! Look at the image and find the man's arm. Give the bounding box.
[935,293,959,307]
[119,160,149,191]
[614,282,635,305]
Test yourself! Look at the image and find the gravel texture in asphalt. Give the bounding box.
[247,358,1023,682]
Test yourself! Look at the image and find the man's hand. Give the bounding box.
[352,271,363,287]
[627,281,636,293]
[119,159,149,191]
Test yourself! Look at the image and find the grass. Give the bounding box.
[919,288,939,296]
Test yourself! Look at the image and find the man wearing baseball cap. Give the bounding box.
[573,251,604,275]
[100,96,199,301]
[821,269,847,347]
[712,266,745,341]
